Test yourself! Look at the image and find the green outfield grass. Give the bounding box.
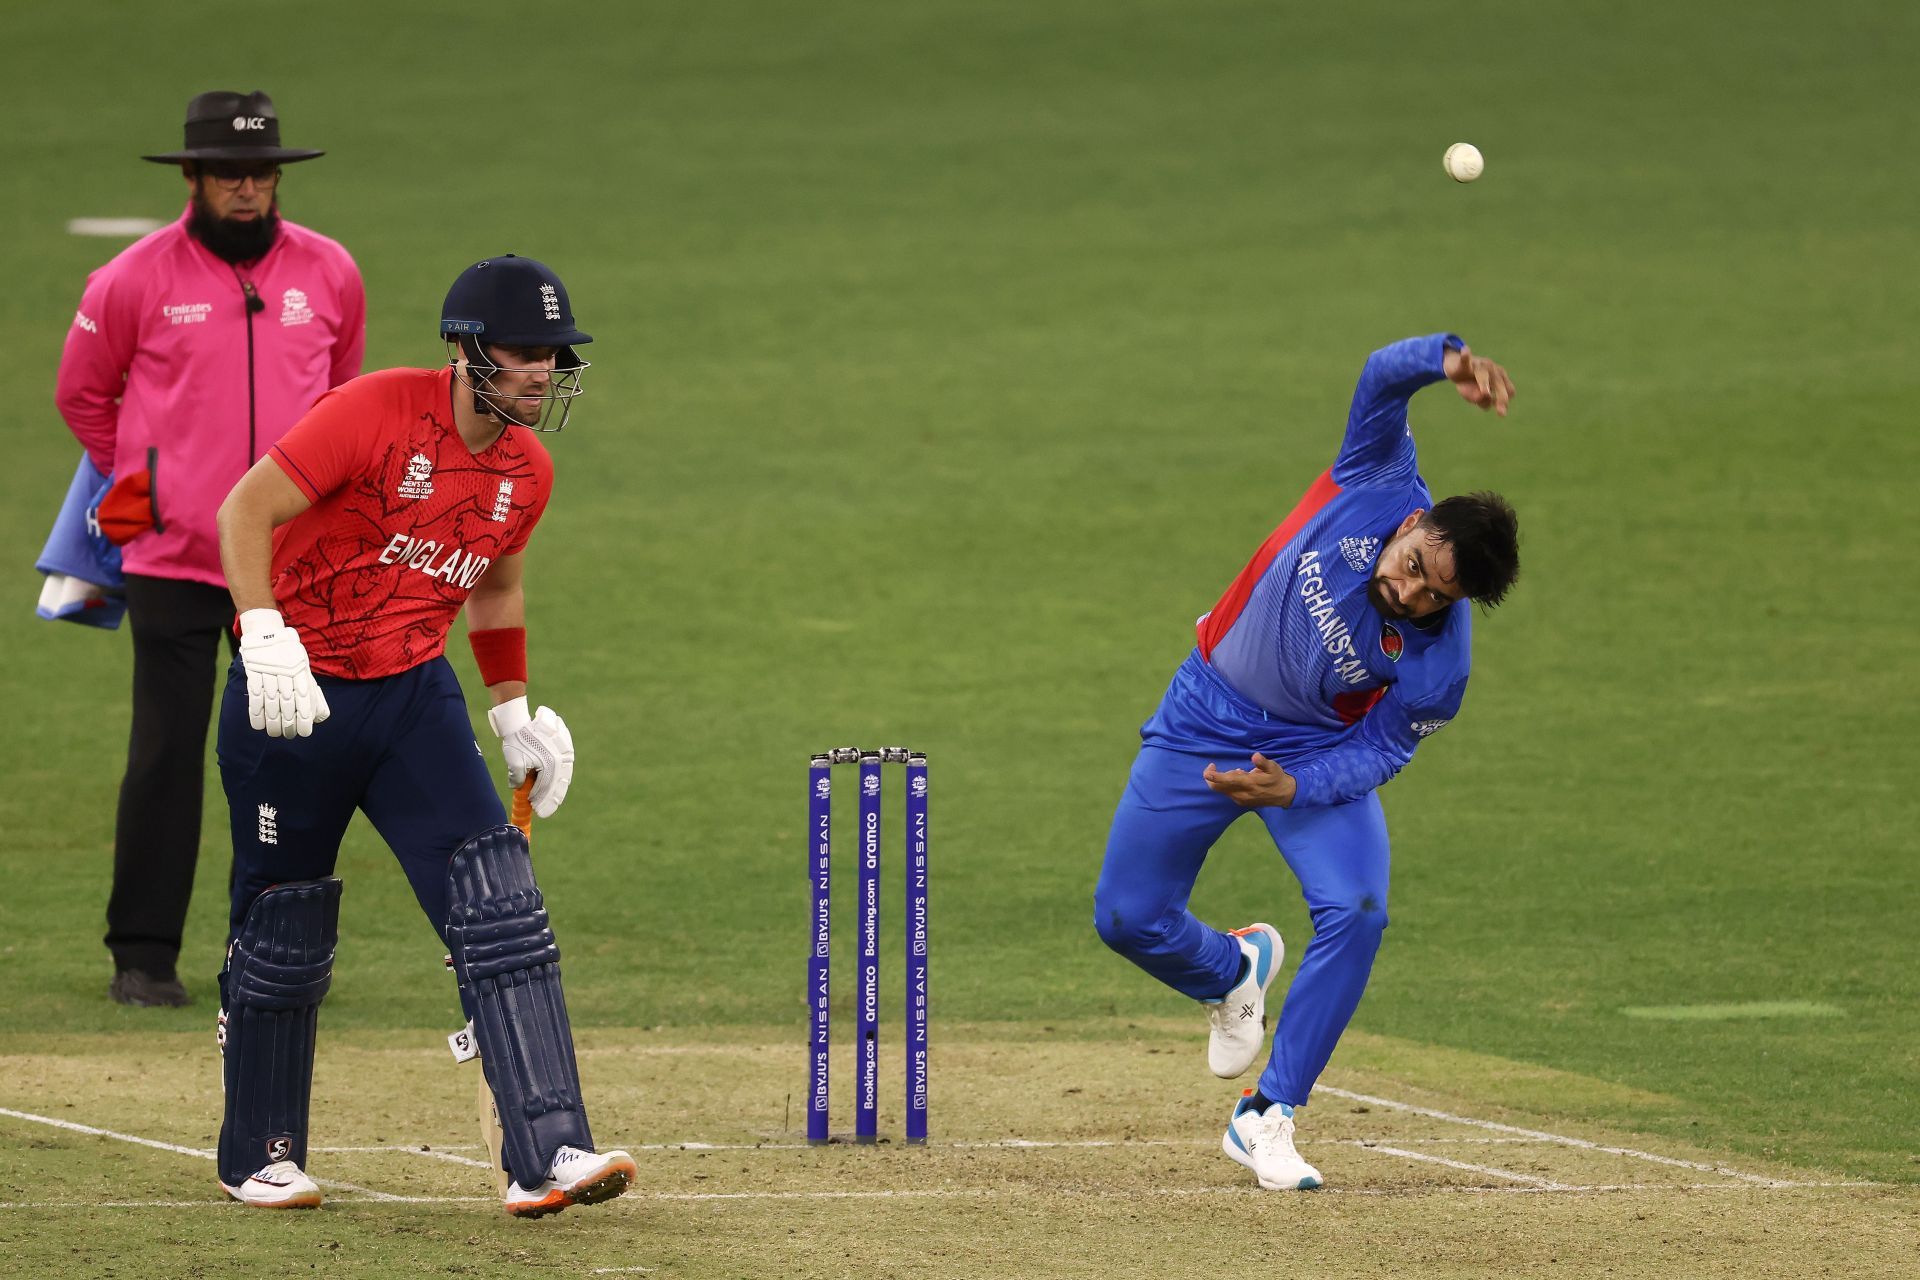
[1,2,1914,1259]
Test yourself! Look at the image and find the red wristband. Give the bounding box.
[469,627,527,686]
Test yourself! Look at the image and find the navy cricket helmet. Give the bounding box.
[440,255,593,348]
[440,255,592,432]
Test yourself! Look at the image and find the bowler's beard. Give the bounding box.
[188,197,280,264]
[1368,576,1408,620]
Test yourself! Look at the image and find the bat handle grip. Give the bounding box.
[511,773,535,837]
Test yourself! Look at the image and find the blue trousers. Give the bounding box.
[1095,742,1390,1109]
[216,656,505,949]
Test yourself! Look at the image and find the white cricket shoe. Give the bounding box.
[504,1145,638,1219]
[1204,923,1284,1079]
[1222,1091,1324,1191]
[220,1160,322,1209]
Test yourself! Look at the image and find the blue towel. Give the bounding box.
[35,455,126,629]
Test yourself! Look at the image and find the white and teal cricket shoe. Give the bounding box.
[1204,923,1284,1079]
[1222,1091,1324,1191]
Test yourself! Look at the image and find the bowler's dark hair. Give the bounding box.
[1423,492,1520,608]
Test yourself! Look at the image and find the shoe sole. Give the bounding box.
[220,1180,322,1209]
[505,1187,572,1219]
[504,1156,638,1219]
[568,1157,638,1206]
[1208,924,1284,1079]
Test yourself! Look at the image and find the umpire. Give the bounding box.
[54,90,365,1006]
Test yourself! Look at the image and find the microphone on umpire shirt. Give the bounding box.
[439,255,594,432]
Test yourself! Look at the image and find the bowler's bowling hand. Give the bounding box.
[489,696,575,818]
[1203,753,1297,809]
[238,608,331,738]
[1442,344,1515,417]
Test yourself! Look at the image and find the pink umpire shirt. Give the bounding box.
[55,206,365,587]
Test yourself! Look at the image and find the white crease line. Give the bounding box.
[0,1106,213,1160]
[627,1136,1552,1151]
[1352,1137,1547,1146]
[0,1181,1878,1211]
[328,1136,1552,1154]
[314,1145,495,1169]
[300,1177,411,1203]
[0,1105,408,1203]
[0,1200,235,1210]
[1316,1086,1783,1185]
[7,1107,1874,1203]
[316,1143,483,1152]
[1366,1144,1570,1189]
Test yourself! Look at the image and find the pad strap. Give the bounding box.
[217,878,342,1186]
[446,826,591,1185]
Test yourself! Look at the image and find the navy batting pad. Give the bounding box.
[446,825,591,1186]
[217,877,341,1186]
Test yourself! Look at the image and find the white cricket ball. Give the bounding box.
[1443,142,1484,183]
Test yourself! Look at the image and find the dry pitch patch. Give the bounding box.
[1,1022,1913,1280]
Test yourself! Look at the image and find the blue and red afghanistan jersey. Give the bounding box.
[1169,333,1473,808]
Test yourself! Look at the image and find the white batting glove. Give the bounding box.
[238,609,330,739]
[487,696,575,818]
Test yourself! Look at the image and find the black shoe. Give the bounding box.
[110,969,191,1007]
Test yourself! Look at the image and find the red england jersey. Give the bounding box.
[266,367,553,679]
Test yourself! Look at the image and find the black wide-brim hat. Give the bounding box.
[141,90,325,164]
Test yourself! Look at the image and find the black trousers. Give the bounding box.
[106,573,236,975]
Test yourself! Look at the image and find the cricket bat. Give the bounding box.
[481,773,537,1192]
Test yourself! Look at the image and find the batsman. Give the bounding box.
[210,254,634,1215]
[1094,334,1520,1191]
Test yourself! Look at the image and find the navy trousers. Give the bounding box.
[216,655,506,947]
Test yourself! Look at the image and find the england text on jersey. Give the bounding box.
[265,367,553,679]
